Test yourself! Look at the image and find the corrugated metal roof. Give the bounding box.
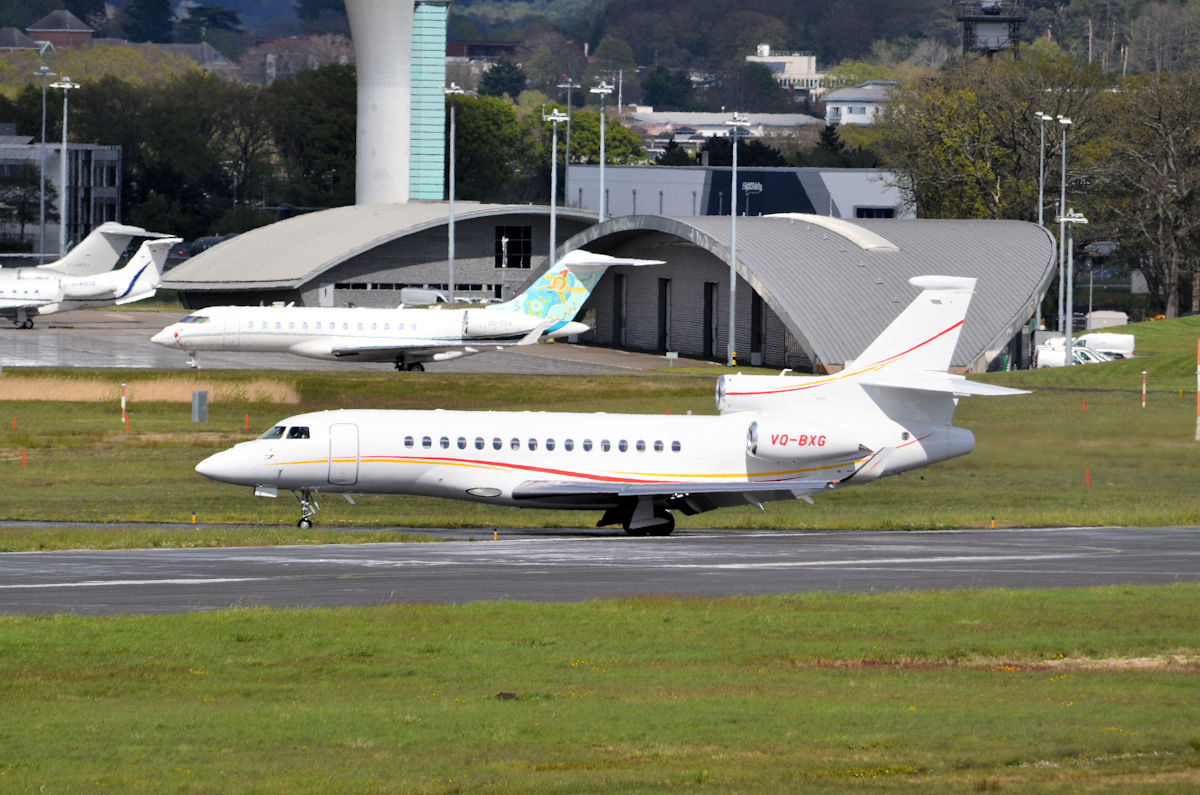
[567,214,1055,371]
[162,202,597,290]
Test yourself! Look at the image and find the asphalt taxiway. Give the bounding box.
[0,526,1196,616]
[0,309,716,374]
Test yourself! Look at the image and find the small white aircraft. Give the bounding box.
[0,236,180,329]
[151,249,663,371]
[0,222,174,280]
[195,275,1026,535]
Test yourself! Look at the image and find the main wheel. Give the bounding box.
[297,518,313,529]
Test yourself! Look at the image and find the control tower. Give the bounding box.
[346,0,449,204]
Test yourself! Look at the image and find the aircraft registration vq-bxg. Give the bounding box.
[151,249,662,370]
[195,274,1027,535]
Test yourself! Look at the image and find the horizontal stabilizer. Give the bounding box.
[861,373,1029,397]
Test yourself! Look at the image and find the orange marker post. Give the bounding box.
[1085,468,1091,487]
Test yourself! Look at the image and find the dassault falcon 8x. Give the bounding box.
[151,249,662,370]
[194,275,1026,535]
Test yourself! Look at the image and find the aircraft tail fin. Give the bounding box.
[38,222,173,277]
[112,237,181,304]
[848,276,976,379]
[486,248,664,326]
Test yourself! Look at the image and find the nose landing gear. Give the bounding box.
[292,489,320,528]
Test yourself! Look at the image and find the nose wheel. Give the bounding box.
[292,489,320,528]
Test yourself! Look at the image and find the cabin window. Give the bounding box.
[439,436,450,449]
[654,440,664,452]
[671,441,682,452]
[371,323,377,331]
[315,322,322,330]
[564,439,574,451]
[286,426,310,439]
[404,436,414,447]
[302,322,308,330]
[527,438,538,451]
[510,438,520,450]
[601,440,611,452]
[636,440,646,452]
[289,322,295,330]
[422,436,432,448]
[618,440,628,452]
[545,439,555,451]
[582,439,592,451]
[492,437,502,450]
[399,323,405,331]
[357,323,364,331]
[384,323,390,331]
[343,323,349,330]
[275,321,282,330]
[259,426,285,440]
[475,437,485,450]
[457,437,467,449]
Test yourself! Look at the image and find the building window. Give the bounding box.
[855,207,895,219]
[494,225,532,269]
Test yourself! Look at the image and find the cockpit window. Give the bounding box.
[259,426,285,440]
[287,426,310,439]
[180,315,212,324]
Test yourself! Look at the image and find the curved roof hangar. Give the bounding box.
[562,213,1056,372]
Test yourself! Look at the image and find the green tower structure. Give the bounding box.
[410,0,450,200]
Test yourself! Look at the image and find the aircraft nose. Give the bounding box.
[150,327,177,346]
[195,449,247,485]
[544,320,589,339]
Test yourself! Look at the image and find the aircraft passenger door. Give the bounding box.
[703,282,718,359]
[222,310,239,347]
[657,277,671,351]
[328,423,359,485]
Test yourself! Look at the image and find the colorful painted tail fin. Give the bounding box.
[486,248,664,325]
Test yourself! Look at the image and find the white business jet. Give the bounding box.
[0,236,180,329]
[0,221,174,284]
[150,249,662,371]
[195,275,1026,535]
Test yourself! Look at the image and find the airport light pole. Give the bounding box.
[1056,115,1071,334]
[50,75,79,258]
[444,83,464,303]
[35,64,50,263]
[1034,110,1050,330]
[543,107,569,265]
[725,112,750,367]
[1057,209,1087,365]
[590,81,613,221]
[557,77,579,203]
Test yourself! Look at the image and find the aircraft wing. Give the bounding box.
[327,320,548,359]
[512,478,835,500]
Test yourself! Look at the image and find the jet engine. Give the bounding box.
[461,309,539,340]
[745,419,863,463]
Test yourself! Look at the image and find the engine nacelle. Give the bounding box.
[746,419,863,463]
[717,373,827,414]
[462,309,540,340]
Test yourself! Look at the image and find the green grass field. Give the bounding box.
[1,586,1197,791]
[4,317,1200,540]
[2,317,1199,790]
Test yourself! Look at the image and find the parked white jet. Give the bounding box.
[151,249,662,371]
[0,236,180,328]
[195,275,1026,535]
[0,221,174,281]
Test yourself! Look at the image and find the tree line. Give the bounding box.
[872,40,1200,318]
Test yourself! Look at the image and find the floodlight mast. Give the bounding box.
[590,81,614,221]
[49,75,79,257]
[543,108,569,262]
[724,112,750,367]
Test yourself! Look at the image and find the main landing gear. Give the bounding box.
[600,498,676,536]
[394,359,425,372]
[292,489,320,528]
